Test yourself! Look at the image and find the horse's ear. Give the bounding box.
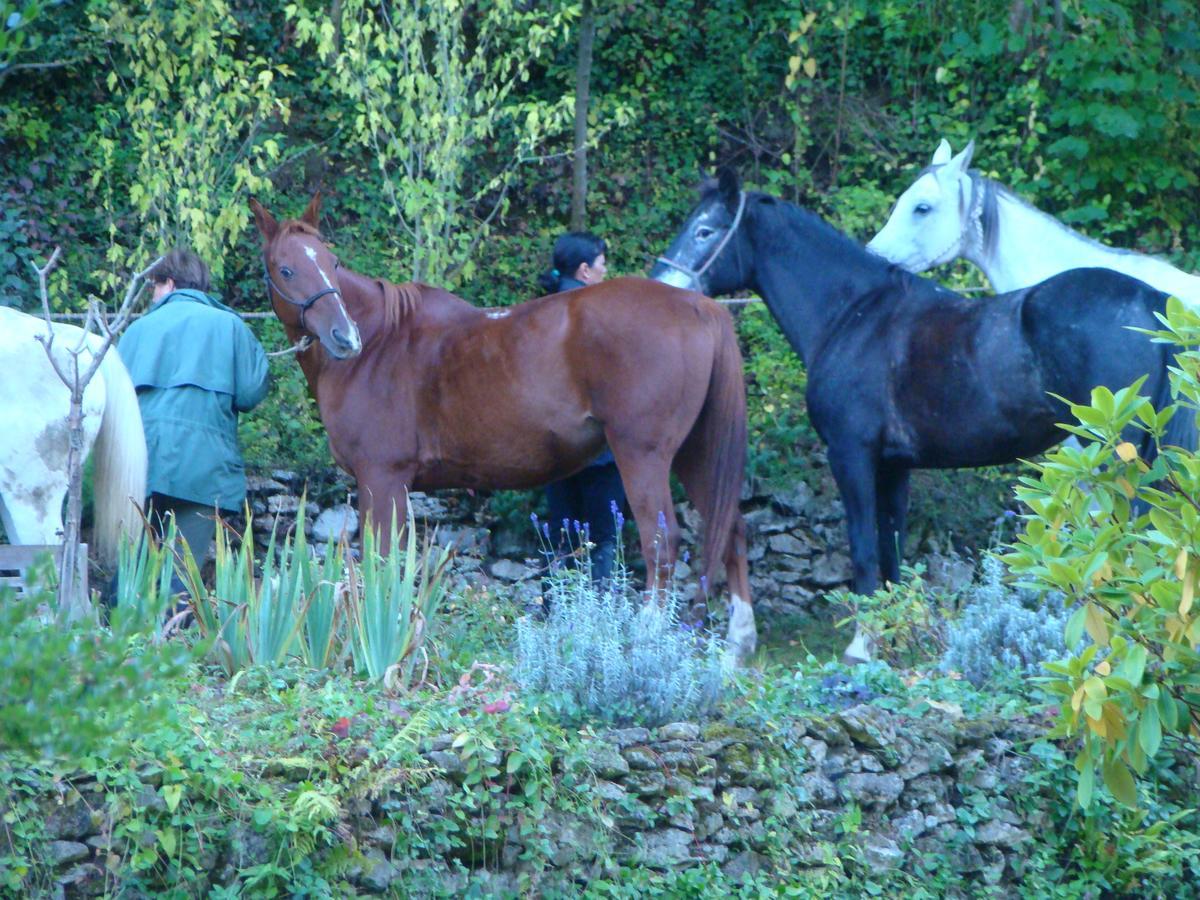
[249,198,278,241]
[956,139,975,172]
[717,167,741,206]
[302,192,322,228]
[931,139,953,166]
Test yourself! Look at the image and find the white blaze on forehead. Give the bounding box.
[485,309,510,319]
[304,245,337,292]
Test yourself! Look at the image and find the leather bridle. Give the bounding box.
[655,191,747,291]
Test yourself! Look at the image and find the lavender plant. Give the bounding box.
[513,544,725,727]
[941,555,1071,687]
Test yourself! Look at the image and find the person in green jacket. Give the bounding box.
[118,248,269,566]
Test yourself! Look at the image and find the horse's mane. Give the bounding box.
[377,279,422,331]
[276,220,423,330]
[735,187,931,300]
[980,175,1143,259]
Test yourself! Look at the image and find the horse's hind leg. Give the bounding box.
[673,450,755,659]
[876,465,910,586]
[608,448,679,596]
[827,441,882,665]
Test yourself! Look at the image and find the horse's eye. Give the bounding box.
[913,203,932,216]
[280,266,294,279]
[695,226,716,240]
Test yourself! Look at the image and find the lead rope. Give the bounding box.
[266,334,314,358]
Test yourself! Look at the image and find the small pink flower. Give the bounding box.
[482,698,511,715]
[331,717,351,740]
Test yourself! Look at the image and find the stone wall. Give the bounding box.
[242,472,976,620]
[24,705,1046,897]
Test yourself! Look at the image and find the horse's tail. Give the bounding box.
[693,308,749,599]
[1157,355,1199,456]
[91,349,148,567]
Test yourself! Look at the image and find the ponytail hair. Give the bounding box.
[537,231,606,294]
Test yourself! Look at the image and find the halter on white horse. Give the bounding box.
[0,307,147,566]
[867,138,1200,306]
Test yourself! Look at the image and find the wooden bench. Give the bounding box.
[0,544,89,600]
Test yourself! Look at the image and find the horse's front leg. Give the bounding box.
[876,465,911,586]
[355,465,414,548]
[827,442,881,665]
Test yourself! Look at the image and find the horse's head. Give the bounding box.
[249,194,362,360]
[650,168,750,295]
[866,138,975,273]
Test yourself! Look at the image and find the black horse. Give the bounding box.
[651,170,1195,662]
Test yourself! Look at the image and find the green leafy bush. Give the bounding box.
[1005,298,1200,808]
[0,556,190,760]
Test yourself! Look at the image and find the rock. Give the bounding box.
[626,770,667,797]
[312,504,359,542]
[227,823,271,869]
[861,832,904,874]
[591,780,628,803]
[840,773,904,810]
[47,840,89,866]
[722,849,766,879]
[773,482,815,516]
[358,846,396,892]
[811,551,852,586]
[604,727,651,748]
[246,474,288,495]
[630,828,694,868]
[408,492,450,520]
[767,533,810,556]
[623,746,659,770]
[836,705,897,750]
[897,740,954,779]
[44,800,93,841]
[267,493,301,515]
[658,722,700,741]
[894,808,928,841]
[695,842,730,864]
[489,559,535,582]
[437,525,490,556]
[974,820,1031,848]
[425,750,466,777]
[577,742,630,780]
[56,862,106,897]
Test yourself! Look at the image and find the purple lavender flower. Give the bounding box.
[530,512,539,526]
[542,522,551,540]
[682,549,690,564]
[657,510,668,531]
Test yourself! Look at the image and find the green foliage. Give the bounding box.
[88,0,290,286]
[287,0,577,285]
[348,507,452,689]
[833,564,950,668]
[0,556,191,760]
[1005,298,1200,809]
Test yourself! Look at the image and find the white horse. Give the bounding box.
[0,306,147,567]
[867,138,1200,304]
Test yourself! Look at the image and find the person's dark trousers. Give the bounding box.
[544,461,626,583]
[147,493,219,610]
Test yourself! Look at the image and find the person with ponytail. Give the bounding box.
[536,231,626,588]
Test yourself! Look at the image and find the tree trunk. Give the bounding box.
[570,0,596,232]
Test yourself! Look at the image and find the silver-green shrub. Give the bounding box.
[513,567,725,727]
[941,555,1071,687]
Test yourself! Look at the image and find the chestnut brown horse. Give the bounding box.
[249,195,757,660]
